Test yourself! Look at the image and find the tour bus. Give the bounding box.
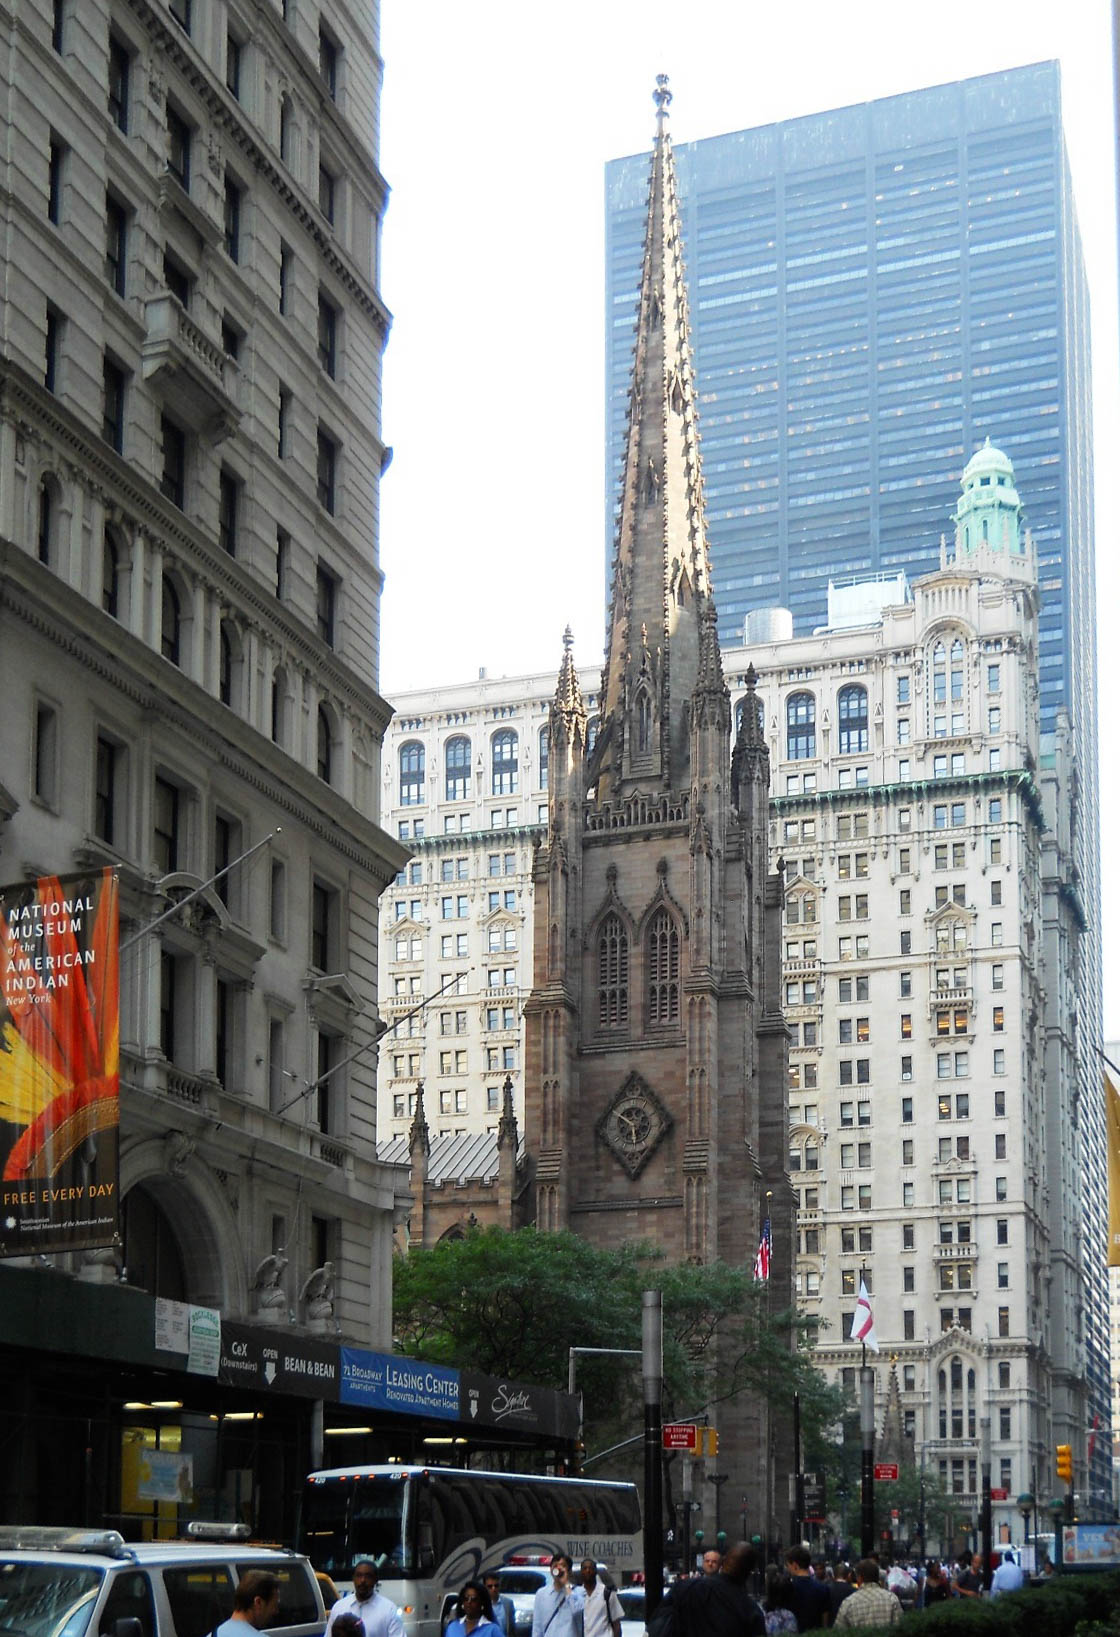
[301,1464,642,1636]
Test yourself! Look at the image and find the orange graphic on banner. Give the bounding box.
[0,869,119,1253]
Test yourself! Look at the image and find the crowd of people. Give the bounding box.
[648,1544,1036,1634]
[306,1542,1040,1637]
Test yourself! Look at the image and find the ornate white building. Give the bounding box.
[380,443,1098,1544]
[0,0,405,1533]
[748,441,1087,1546]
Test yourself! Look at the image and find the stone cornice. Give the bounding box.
[0,551,407,881]
[1,369,393,733]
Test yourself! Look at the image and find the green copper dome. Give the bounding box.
[954,439,1023,555]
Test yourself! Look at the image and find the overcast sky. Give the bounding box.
[375,0,1119,1033]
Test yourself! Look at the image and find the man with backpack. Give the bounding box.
[649,1543,765,1636]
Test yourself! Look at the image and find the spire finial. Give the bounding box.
[563,624,573,654]
[653,74,672,131]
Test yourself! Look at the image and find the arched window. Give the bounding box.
[636,689,652,754]
[786,692,815,760]
[444,735,470,801]
[597,913,629,1029]
[219,626,233,706]
[538,725,549,791]
[102,528,120,617]
[491,729,518,795]
[121,1182,189,1301]
[317,705,332,783]
[950,639,964,701]
[400,740,424,805]
[161,575,180,665]
[647,909,680,1026]
[930,636,966,736]
[937,1354,977,1442]
[837,685,868,754]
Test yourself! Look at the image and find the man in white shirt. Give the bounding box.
[989,1552,1025,1597]
[572,1560,622,1637]
[327,1562,404,1637]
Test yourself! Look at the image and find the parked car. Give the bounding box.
[614,1587,647,1636]
[0,1525,326,1637]
[490,1566,551,1636]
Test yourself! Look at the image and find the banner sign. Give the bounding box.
[1061,1524,1120,1567]
[461,1371,582,1441]
[341,1348,460,1418]
[155,1297,191,1354]
[187,1306,221,1376]
[219,1321,339,1397]
[138,1449,193,1503]
[1105,1067,1120,1267]
[0,869,120,1255]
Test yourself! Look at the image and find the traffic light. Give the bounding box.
[700,1427,719,1456]
[1056,1444,1073,1483]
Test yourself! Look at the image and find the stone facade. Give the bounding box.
[0,0,406,1523]
[745,442,1089,1546]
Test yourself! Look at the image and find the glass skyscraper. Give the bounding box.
[605,63,1092,738]
[606,60,1107,1504]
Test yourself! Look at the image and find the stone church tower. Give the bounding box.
[523,80,793,1538]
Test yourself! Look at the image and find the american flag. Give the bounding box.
[753,1217,771,1281]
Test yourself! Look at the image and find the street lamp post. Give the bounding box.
[980,1417,992,1591]
[860,1365,876,1557]
[642,1291,663,1623]
[706,1472,729,1546]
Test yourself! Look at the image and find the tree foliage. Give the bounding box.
[392,1226,843,1473]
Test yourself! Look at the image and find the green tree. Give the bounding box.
[393,1225,842,1476]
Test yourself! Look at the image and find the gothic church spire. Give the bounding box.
[596,76,720,801]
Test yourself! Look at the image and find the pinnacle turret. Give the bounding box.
[553,625,585,720]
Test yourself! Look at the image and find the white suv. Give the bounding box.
[0,1527,326,1637]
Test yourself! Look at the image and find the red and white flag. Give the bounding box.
[850,1279,879,1352]
[753,1217,771,1281]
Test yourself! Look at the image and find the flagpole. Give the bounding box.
[859,1266,875,1557]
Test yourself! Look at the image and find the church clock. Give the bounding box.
[597,1073,673,1179]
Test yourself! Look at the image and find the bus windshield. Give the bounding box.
[302,1476,411,1579]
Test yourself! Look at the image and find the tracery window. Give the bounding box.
[648,908,680,1025]
[636,689,652,754]
[597,913,629,1028]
